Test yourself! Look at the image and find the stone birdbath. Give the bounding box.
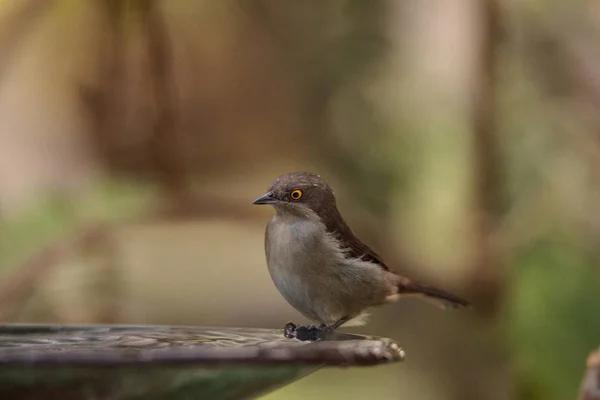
[0,324,405,399]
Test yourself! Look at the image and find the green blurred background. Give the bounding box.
[0,1,599,399]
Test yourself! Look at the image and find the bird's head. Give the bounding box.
[252,172,337,217]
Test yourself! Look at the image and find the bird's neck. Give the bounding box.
[315,205,351,238]
[274,205,318,222]
[272,204,351,238]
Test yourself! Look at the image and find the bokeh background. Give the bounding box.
[1,1,599,399]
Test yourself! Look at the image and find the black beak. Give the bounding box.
[252,191,276,205]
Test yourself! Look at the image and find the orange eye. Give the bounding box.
[290,189,303,200]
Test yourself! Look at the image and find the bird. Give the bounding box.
[252,172,470,339]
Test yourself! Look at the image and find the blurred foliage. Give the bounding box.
[0,180,158,273]
[511,237,600,399]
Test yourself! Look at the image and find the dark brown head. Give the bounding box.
[252,172,337,217]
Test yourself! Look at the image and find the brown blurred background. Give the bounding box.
[1,1,600,399]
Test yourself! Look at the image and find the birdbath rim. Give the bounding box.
[0,323,406,368]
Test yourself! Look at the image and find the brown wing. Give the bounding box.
[341,233,389,270]
[320,209,470,307]
[322,213,470,308]
[321,214,390,271]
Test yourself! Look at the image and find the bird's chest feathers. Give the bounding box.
[266,217,326,272]
[265,216,344,321]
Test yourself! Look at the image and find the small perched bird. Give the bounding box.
[253,172,470,338]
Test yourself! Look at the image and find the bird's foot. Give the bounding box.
[283,322,298,339]
[282,322,329,341]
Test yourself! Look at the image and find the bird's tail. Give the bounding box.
[398,278,471,309]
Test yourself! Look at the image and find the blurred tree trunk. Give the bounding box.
[141,0,188,202]
[468,0,505,314]
[81,0,125,171]
[0,0,54,86]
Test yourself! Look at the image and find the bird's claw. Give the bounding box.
[282,322,333,341]
[283,322,297,339]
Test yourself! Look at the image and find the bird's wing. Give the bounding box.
[342,236,390,270]
[324,217,471,308]
[323,217,390,271]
